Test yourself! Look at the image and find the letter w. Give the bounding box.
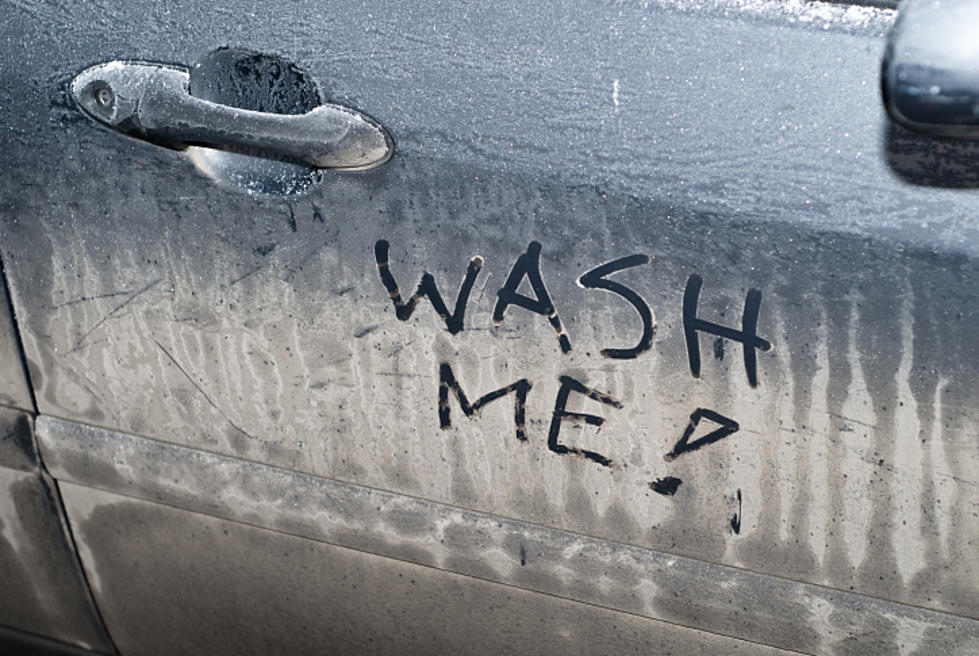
[374,240,483,334]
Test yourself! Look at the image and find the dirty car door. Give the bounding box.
[1,0,977,654]
[0,277,112,653]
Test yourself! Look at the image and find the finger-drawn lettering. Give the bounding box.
[577,254,654,359]
[374,240,483,335]
[664,408,740,461]
[439,362,531,441]
[730,488,743,534]
[683,274,772,387]
[493,241,572,353]
[548,375,622,467]
[649,476,683,496]
[370,240,773,490]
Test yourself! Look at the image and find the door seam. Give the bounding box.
[0,254,121,655]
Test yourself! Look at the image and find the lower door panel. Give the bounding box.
[59,481,805,656]
[41,416,979,656]
[0,409,113,652]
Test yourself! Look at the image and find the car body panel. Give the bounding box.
[38,415,979,655]
[0,278,35,413]
[0,200,112,651]
[58,481,814,656]
[0,409,113,652]
[0,0,976,653]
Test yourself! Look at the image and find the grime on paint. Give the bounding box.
[373,239,772,496]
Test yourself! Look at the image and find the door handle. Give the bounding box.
[882,0,979,138]
[71,61,393,170]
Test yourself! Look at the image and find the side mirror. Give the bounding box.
[882,0,979,138]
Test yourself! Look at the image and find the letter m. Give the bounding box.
[438,363,531,442]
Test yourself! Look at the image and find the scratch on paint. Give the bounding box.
[827,412,879,431]
[780,425,978,490]
[153,338,257,442]
[70,278,162,352]
[53,290,132,309]
[223,265,265,289]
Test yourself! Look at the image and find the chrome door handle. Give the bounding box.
[71,61,393,170]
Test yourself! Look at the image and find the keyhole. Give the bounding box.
[95,87,112,107]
